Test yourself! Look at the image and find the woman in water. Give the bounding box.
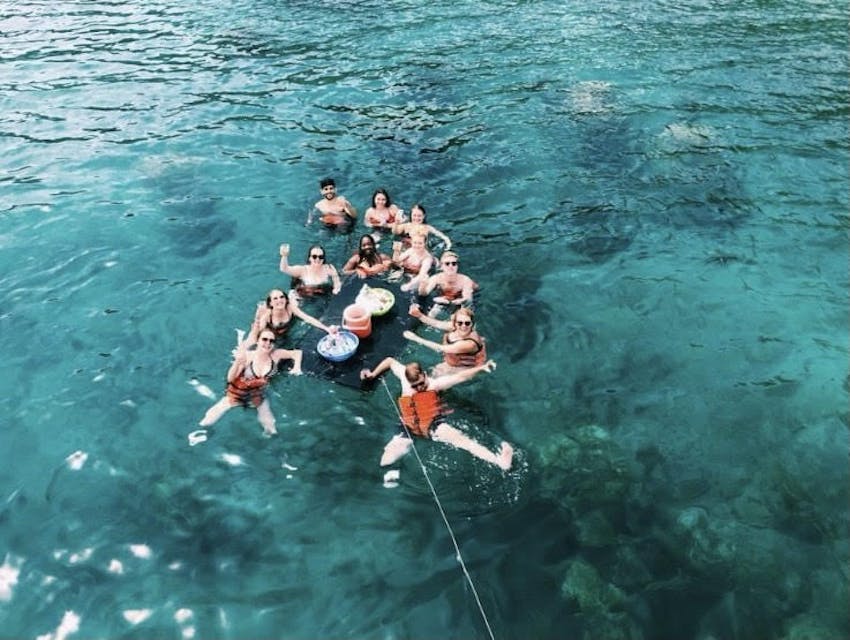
[404,306,487,377]
[391,233,433,292]
[199,329,302,436]
[279,243,341,296]
[363,188,404,233]
[342,233,392,278]
[391,203,452,250]
[248,288,337,345]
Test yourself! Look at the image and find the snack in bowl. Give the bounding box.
[317,330,359,362]
[356,285,395,316]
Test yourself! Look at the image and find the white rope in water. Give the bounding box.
[380,378,496,640]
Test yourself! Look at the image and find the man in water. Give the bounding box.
[312,177,357,227]
[360,357,513,470]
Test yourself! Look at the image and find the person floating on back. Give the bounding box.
[360,357,513,470]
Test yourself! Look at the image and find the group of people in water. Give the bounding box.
[198,177,513,471]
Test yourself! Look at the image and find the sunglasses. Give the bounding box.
[411,376,427,390]
[310,253,324,259]
[455,320,472,326]
[442,260,458,266]
[259,336,275,343]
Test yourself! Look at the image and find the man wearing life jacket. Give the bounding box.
[360,357,513,470]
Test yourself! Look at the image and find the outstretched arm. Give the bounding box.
[290,296,337,335]
[428,225,452,250]
[273,348,303,375]
[429,360,497,392]
[403,330,479,355]
[408,303,452,331]
[403,330,443,353]
[360,357,403,381]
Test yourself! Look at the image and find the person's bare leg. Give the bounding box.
[432,423,513,470]
[200,397,233,427]
[256,399,277,436]
[381,434,413,466]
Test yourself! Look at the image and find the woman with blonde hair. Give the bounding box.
[404,305,487,377]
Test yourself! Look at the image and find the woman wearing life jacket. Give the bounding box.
[342,233,392,278]
[390,233,433,292]
[404,306,486,377]
[359,357,513,470]
[248,288,337,346]
[279,243,341,296]
[199,329,302,436]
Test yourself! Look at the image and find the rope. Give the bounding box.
[380,378,496,640]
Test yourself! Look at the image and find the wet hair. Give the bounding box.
[440,250,459,262]
[371,188,392,208]
[404,362,424,383]
[305,244,326,261]
[265,289,289,308]
[358,233,380,265]
[320,177,336,188]
[409,203,427,221]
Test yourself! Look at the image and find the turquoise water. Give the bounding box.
[1,0,847,638]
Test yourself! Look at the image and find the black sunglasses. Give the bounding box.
[310,253,325,259]
[442,260,458,266]
[455,320,472,326]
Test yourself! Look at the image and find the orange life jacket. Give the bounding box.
[398,391,442,438]
[443,334,486,368]
[226,374,268,407]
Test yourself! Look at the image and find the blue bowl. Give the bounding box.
[317,330,359,362]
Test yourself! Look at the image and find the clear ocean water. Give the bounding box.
[1,1,847,638]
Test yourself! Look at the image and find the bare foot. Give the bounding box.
[496,442,513,471]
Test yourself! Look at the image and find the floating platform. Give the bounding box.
[296,276,421,389]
